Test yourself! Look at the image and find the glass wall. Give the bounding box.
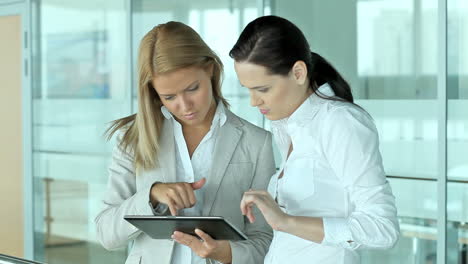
[28,0,467,263]
[31,0,130,263]
[448,0,468,262]
[356,1,440,261]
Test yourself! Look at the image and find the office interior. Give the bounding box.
[0,0,467,263]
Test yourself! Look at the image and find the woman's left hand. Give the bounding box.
[172,229,232,263]
[240,190,289,231]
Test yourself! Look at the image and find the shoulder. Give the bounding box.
[318,99,374,129]
[316,100,379,147]
[224,110,272,154]
[225,109,271,138]
[112,125,136,159]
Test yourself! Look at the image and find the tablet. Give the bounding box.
[124,215,248,241]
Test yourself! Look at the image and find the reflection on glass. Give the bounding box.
[357,0,437,99]
[362,216,438,263]
[447,182,468,262]
[448,0,468,262]
[447,0,468,181]
[32,0,130,263]
[357,0,438,179]
[361,179,438,263]
[45,31,109,98]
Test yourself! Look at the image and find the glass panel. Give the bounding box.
[361,179,438,263]
[448,0,468,262]
[447,0,468,180]
[357,0,438,180]
[271,0,438,179]
[32,0,130,263]
[132,0,262,126]
[447,182,468,263]
[356,0,438,100]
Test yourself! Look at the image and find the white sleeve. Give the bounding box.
[319,106,400,250]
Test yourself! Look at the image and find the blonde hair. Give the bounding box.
[106,21,228,170]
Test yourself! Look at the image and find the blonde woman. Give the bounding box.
[95,22,275,264]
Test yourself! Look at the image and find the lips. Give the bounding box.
[183,112,197,120]
[259,109,269,115]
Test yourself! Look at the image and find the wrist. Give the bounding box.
[277,213,294,232]
[149,182,161,206]
[214,240,232,263]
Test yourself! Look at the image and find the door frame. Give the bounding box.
[0,0,33,260]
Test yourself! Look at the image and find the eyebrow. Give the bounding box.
[158,81,199,96]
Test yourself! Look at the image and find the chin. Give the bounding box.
[184,117,205,126]
[183,119,200,125]
[264,113,279,121]
[266,113,288,121]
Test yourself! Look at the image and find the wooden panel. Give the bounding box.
[0,14,23,257]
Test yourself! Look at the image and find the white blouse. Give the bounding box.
[265,83,399,264]
[160,103,227,264]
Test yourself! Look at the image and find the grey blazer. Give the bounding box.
[95,110,275,264]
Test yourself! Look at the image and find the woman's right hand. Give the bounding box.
[150,178,206,216]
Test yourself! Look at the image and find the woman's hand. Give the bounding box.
[172,229,232,263]
[240,189,289,231]
[150,178,206,216]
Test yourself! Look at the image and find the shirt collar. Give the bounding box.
[270,83,334,157]
[161,101,227,127]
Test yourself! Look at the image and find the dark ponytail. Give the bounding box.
[310,52,353,103]
[230,15,354,104]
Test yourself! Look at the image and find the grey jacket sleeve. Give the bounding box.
[228,132,275,264]
[94,143,156,251]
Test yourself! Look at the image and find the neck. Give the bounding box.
[183,99,217,132]
[297,87,313,108]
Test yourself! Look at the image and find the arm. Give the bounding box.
[94,142,156,251]
[241,107,399,250]
[241,191,325,243]
[319,106,400,250]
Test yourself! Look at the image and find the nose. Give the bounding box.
[178,94,192,112]
[250,92,262,107]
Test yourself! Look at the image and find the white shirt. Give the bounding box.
[265,84,399,264]
[161,103,227,264]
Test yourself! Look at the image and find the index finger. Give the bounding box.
[186,183,196,206]
[240,192,257,215]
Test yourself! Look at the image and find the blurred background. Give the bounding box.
[0,0,467,263]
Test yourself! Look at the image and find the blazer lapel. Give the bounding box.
[157,119,176,183]
[202,111,243,215]
[155,120,177,263]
